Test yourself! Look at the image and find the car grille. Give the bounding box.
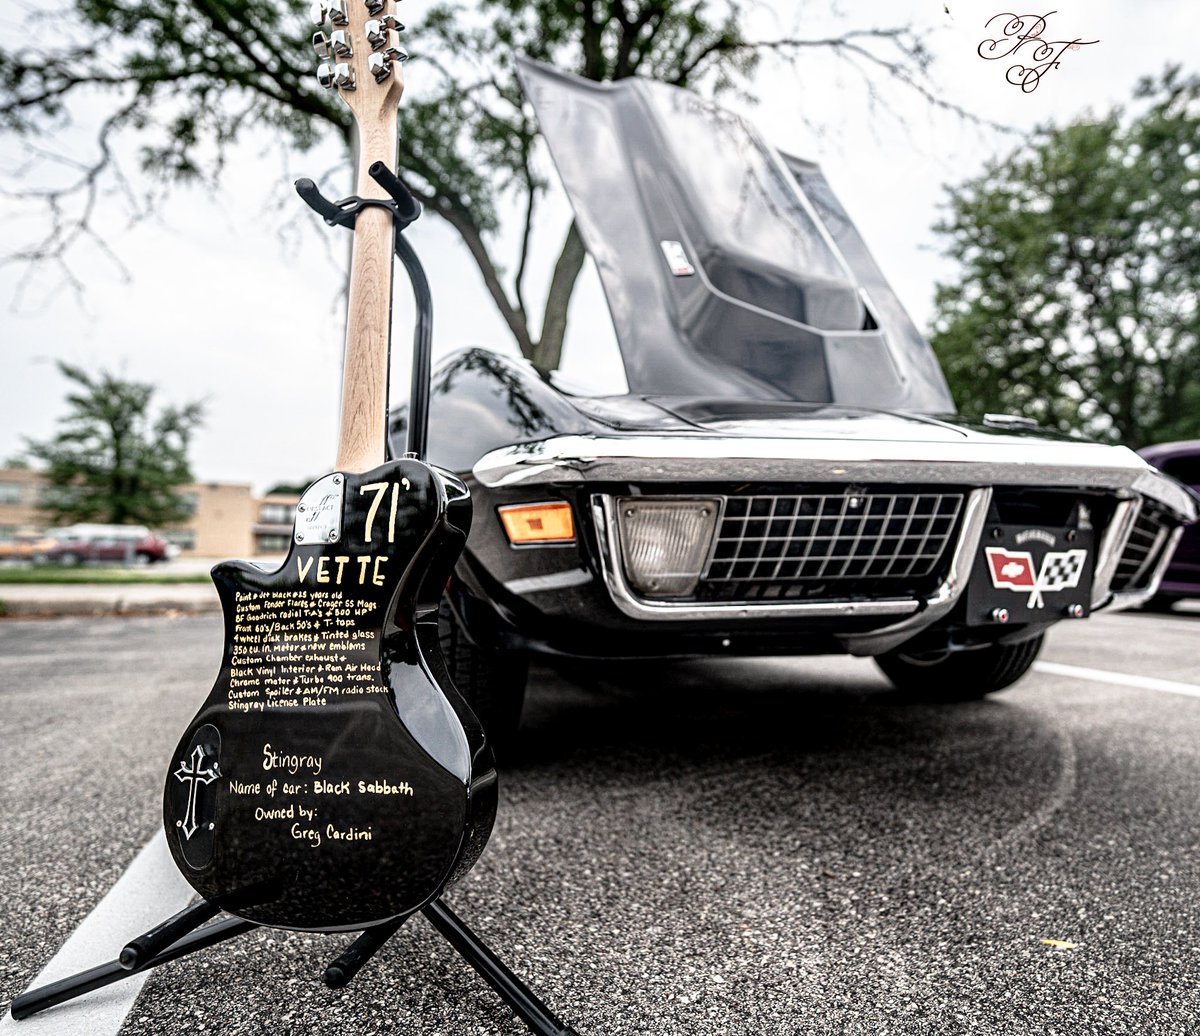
[701,490,965,602]
[1110,506,1171,593]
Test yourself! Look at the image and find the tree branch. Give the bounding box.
[513,144,537,322]
[408,183,534,356]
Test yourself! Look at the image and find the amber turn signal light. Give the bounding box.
[499,502,576,545]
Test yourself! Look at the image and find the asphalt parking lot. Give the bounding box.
[1,609,1198,1035]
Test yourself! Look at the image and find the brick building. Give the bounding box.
[0,467,300,557]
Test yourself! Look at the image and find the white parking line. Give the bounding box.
[1,831,194,1036]
[1034,660,1200,699]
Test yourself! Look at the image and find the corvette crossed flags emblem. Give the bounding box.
[984,546,1088,609]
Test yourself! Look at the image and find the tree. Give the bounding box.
[26,363,205,526]
[1,0,959,371]
[930,68,1200,449]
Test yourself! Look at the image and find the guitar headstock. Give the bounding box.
[312,0,408,128]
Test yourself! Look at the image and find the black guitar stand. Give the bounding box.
[9,169,579,1036]
[296,162,432,459]
[11,897,576,1035]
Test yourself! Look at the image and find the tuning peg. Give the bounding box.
[367,47,408,82]
[316,62,335,88]
[312,31,331,60]
[310,0,347,25]
[365,0,385,14]
[367,52,392,81]
[364,15,404,48]
[334,62,355,89]
[330,29,352,56]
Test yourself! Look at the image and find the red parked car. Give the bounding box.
[1138,442,1200,609]
[41,524,171,565]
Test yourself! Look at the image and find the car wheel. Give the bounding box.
[874,633,1045,702]
[438,596,528,755]
[58,552,82,567]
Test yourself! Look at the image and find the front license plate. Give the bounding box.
[966,521,1095,625]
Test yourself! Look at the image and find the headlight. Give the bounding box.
[615,497,720,598]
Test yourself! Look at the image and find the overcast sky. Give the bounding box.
[1,0,1194,492]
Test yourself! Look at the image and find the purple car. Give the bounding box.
[1139,441,1200,608]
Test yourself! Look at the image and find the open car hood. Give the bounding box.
[517,58,955,414]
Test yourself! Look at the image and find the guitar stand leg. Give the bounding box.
[9,916,256,1020]
[323,917,406,989]
[120,898,221,969]
[422,900,579,1036]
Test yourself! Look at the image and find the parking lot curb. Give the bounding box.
[0,594,221,619]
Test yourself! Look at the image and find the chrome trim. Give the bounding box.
[1090,498,1141,611]
[841,488,992,656]
[1107,526,1184,612]
[503,568,593,595]
[1125,524,1170,591]
[1132,468,1200,522]
[594,495,919,621]
[592,490,991,623]
[703,490,964,587]
[476,435,1196,521]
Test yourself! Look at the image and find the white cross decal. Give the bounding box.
[174,745,220,840]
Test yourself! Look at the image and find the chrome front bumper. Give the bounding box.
[474,433,1198,520]
[476,434,1197,653]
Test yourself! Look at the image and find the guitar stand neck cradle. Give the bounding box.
[296,162,430,460]
[9,169,580,1036]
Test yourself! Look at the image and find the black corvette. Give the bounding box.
[390,60,1198,740]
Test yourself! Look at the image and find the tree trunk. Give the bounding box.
[446,207,535,358]
[530,221,587,373]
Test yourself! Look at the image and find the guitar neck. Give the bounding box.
[336,124,399,473]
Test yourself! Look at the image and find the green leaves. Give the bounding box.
[24,364,206,527]
[2,0,347,169]
[932,69,1200,448]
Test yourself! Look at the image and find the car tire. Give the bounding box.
[58,552,82,567]
[874,633,1045,702]
[438,596,528,755]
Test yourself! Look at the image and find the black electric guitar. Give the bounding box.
[162,2,496,931]
[14,10,579,1029]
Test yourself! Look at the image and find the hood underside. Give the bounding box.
[517,58,955,414]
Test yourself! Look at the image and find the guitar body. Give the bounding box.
[164,459,497,931]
